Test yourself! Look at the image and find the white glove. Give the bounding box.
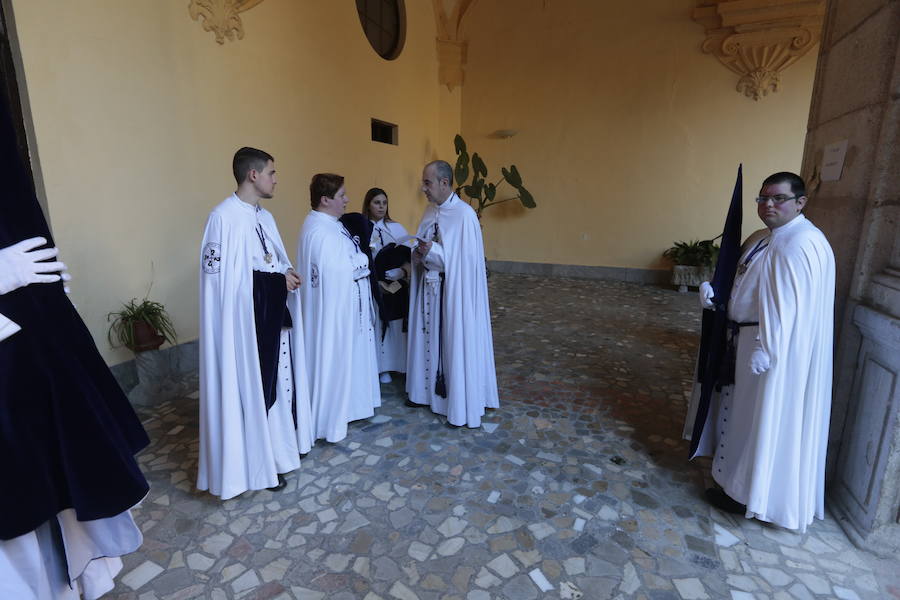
[749,347,771,375]
[0,237,68,295]
[384,267,405,281]
[699,281,715,309]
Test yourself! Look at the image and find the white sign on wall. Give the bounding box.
[821,139,849,182]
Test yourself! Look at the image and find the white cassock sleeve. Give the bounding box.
[423,242,445,272]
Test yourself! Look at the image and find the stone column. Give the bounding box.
[801,0,900,556]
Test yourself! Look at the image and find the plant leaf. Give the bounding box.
[472,153,488,178]
[454,152,470,187]
[517,185,536,208]
[485,183,496,202]
[454,134,467,155]
[504,164,522,187]
[464,177,484,200]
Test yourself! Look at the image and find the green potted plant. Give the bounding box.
[663,238,720,292]
[452,134,536,219]
[108,297,177,353]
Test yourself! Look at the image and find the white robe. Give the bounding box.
[197,194,313,499]
[0,509,142,600]
[692,215,834,531]
[371,219,410,373]
[406,193,499,427]
[297,210,381,443]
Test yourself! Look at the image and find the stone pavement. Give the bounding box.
[107,274,900,600]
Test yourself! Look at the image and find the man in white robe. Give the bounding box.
[296,173,381,443]
[197,147,313,500]
[693,171,835,532]
[406,160,500,428]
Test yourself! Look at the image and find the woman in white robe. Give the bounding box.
[363,188,411,383]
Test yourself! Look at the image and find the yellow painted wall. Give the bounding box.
[9,0,446,364]
[7,1,817,366]
[460,0,817,269]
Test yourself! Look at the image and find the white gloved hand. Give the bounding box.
[749,347,771,375]
[0,237,67,295]
[699,281,715,309]
[384,267,405,281]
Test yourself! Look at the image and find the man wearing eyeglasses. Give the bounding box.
[697,171,835,532]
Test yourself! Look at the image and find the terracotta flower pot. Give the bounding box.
[128,320,165,353]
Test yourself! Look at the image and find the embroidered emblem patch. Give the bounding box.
[202,242,221,274]
[311,264,320,288]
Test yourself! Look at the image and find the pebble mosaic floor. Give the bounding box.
[107,274,900,600]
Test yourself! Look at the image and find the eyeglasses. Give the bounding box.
[755,195,797,205]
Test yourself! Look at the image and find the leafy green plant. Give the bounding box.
[453,134,536,219]
[107,297,177,351]
[663,239,720,268]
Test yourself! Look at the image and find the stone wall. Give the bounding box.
[802,0,900,557]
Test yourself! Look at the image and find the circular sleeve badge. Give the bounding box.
[202,242,221,274]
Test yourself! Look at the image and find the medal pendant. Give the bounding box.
[264,253,273,264]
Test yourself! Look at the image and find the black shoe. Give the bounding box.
[705,488,746,515]
[444,421,462,429]
[405,399,424,408]
[267,474,287,492]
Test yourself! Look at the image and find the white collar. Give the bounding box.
[230,193,258,212]
[770,213,806,236]
[311,209,339,222]
[437,192,458,208]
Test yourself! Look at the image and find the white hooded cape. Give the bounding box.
[198,194,313,499]
[406,193,499,427]
[296,210,381,443]
[691,215,834,531]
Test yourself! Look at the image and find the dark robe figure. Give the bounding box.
[0,76,150,597]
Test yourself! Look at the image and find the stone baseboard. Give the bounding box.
[109,339,199,404]
[487,260,670,285]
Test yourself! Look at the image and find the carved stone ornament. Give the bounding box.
[693,0,825,100]
[432,0,477,90]
[189,0,266,45]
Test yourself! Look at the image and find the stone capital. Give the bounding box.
[693,0,825,100]
[436,38,468,90]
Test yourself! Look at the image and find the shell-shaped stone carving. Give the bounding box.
[189,0,266,45]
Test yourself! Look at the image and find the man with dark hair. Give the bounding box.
[308,172,344,210]
[694,171,835,531]
[296,174,381,443]
[197,147,313,499]
[232,147,274,187]
[406,160,499,427]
